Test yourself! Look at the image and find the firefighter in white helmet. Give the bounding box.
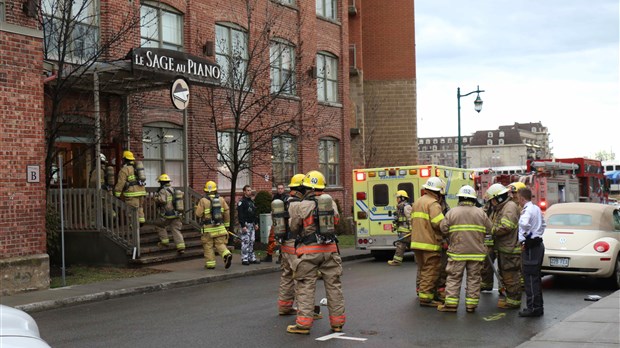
[437,185,492,313]
[387,190,413,266]
[486,183,522,309]
[154,174,185,254]
[286,170,344,335]
[410,177,446,307]
[195,181,233,269]
[114,150,147,224]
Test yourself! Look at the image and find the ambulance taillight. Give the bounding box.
[356,192,366,200]
[357,212,368,220]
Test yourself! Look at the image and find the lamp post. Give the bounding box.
[457,85,485,168]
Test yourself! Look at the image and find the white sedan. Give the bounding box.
[0,305,51,348]
[541,202,620,289]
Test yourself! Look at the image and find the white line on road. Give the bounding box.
[316,333,368,342]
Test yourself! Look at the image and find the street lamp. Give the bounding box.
[457,85,485,168]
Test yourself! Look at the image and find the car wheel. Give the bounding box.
[612,255,620,290]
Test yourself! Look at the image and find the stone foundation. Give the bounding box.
[0,254,50,296]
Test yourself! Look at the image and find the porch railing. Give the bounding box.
[143,187,204,229]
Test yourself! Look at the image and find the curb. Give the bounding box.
[16,252,372,313]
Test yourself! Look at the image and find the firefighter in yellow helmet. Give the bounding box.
[387,190,412,266]
[114,150,147,224]
[508,182,527,204]
[276,173,306,315]
[437,185,492,313]
[287,170,345,335]
[195,181,233,269]
[486,183,522,309]
[411,177,446,307]
[154,174,185,254]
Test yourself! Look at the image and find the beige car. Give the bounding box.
[541,202,620,289]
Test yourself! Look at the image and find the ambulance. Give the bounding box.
[352,165,475,260]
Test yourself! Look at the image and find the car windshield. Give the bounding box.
[547,213,593,227]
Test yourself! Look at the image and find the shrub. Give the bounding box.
[254,190,272,215]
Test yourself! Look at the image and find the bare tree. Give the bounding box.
[39,0,143,188]
[594,150,616,161]
[192,0,322,223]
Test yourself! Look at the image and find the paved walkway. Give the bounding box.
[1,249,618,346]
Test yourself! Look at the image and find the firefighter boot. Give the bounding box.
[279,307,297,316]
[466,306,476,313]
[497,298,520,309]
[387,260,402,266]
[419,299,442,307]
[437,304,457,313]
[287,325,310,335]
[331,326,343,333]
[224,254,233,269]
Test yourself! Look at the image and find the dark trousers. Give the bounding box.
[521,241,544,311]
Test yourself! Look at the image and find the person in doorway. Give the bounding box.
[195,181,233,270]
[263,183,289,263]
[237,185,260,265]
[154,174,185,254]
[286,170,344,335]
[517,187,545,317]
[114,150,146,225]
[437,185,492,313]
[387,190,412,266]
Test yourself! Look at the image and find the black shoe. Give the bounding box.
[518,308,544,317]
[250,259,261,264]
[262,254,273,263]
[224,254,232,269]
[242,260,250,266]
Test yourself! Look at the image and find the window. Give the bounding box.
[432,145,437,151]
[319,138,340,186]
[440,139,445,144]
[140,3,183,51]
[425,139,430,145]
[275,0,295,5]
[216,23,248,88]
[397,183,414,203]
[463,138,468,143]
[373,184,389,206]
[487,139,493,145]
[499,131,505,137]
[0,1,5,21]
[499,139,504,145]
[272,135,297,186]
[531,127,537,132]
[316,0,337,20]
[487,132,493,138]
[316,52,338,102]
[43,0,99,61]
[270,40,296,95]
[217,131,250,190]
[419,139,424,145]
[433,139,438,144]
[142,125,184,187]
[448,138,452,144]
[422,146,426,151]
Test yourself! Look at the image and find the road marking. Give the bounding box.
[483,313,506,321]
[316,333,368,342]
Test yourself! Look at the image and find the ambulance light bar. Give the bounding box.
[355,172,366,181]
[420,168,431,177]
[409,169,418,175]
[378,171,386,177]
[399,169,407,176]
[368,172,376,177]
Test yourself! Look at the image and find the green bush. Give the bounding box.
[334,198,352,235]
[254,190,272,214]
[46,204,62,265]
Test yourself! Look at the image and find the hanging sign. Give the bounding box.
[171,79,190,110]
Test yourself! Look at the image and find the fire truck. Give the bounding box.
[352,164,474,259]
[521,161,580,210]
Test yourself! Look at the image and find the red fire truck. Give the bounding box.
[521,161,580,210]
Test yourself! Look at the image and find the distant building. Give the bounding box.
[418,122,552,168]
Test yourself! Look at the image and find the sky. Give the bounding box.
[414,0,619,159]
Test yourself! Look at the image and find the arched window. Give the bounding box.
[487,139,493,145]
[141,2,183,51]
[143,123,184,187]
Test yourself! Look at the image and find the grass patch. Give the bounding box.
[337,234,355,248]
[50,265,169,288]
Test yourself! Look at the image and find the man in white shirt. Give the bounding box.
[517,188,545,317]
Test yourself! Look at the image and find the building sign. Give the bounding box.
[27,165,40,183]
[171,79,190,110]
[131,48,221,86]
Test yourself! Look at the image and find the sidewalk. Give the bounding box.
[1,250,618,347]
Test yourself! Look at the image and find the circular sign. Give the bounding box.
[171,79,190,110]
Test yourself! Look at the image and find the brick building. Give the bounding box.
[1,0,352,294]
[349,0,418,168]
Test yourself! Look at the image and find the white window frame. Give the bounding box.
[316,52,338,103]
[487,132,493,138]
[499,131,505,137]
[216,23,249,88]
[43,0,99,62]
[270,40,296,95]
[0,1,5,21]
[142,124,185,187]
[499,139,505,145]
[463,138,468,143]
[487,139,493,145]
[140,2,184,51]
[217,130,250,190]
[316,0,337,20]
[272,135,297,186]
[448,138,452,143]
[319,137,340,186]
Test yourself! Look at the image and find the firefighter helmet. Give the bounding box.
[396,190,409,199]
[204,180,217,193]
[158,174,171,182]
[423,177,446,194]
[508,182,526,193]
[288,174,306,188]
[485,183,509,200]
[457,185,477,199]
[302,170,326,190]
[122,150,135,161]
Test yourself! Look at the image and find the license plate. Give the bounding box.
[549,257,569,267]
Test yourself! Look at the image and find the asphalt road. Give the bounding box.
[33,256,616,348]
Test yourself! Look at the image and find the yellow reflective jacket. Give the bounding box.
[490,200,521,254]
[440,201,491,261]
[114,164,146,198]
[410,192,444,252]
[195,194,230,237]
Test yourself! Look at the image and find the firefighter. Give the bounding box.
[508,182,527,204]
[387,190,412,266]
[263,183,289,263]
[486,183,523,309]
[435,194,451,301]
[480,200,496,291]
[114,150,147,225]
[276,174,305,315]
[154,174,185,254]
[286,170,344,335]
[410,177,446,307]
[195,181,233,270]
[437,185,492,313]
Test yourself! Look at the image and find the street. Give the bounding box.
[32,256,616,348]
